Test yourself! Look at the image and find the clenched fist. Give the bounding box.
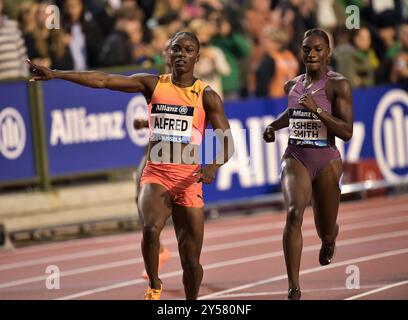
[263,125,275,143]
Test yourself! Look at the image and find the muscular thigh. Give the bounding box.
[281,156,313,210]
[312,159,343,215]
[139,183,173,227]
[172,205,204,251]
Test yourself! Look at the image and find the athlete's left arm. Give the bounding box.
[195,88,235,184]
[326,78,354,141]
[299,77,354,141]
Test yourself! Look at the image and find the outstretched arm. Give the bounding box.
[194,87,235,184]
[26,59,158,95]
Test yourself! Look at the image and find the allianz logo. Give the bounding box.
[0,107,26,160]
[50,107,126,145]
[373,89,408,182]
[51,95,150,147]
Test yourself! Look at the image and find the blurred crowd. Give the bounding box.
[0,0,407,100]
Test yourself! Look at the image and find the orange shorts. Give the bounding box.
[140,161,203,208]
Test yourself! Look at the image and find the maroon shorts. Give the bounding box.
[283,145,341,181]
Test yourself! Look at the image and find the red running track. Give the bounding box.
[0,194,407,300]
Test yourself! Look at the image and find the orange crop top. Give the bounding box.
[148,74,209,145]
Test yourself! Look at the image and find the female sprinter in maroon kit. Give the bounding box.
[263,28,354,300]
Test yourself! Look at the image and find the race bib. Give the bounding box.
[150,104,194,143]
[288,109,328,147]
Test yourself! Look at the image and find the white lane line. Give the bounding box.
[1,212,407,289]
[0,257,144,290]
[203,215,408,252]
[198,246,408,300]
[2,202,407,271]
[2,195,407,259]
[214,284,385,299]
[0,231,141,257]
[0,222,284,271]
[344,280,408,300]
[1,215,407,290]
[54,230,408,300]
[0,244,137,272]
[0,220,284,270]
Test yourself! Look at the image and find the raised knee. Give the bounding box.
[286,206,304,229]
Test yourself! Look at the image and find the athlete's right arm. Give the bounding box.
[263,78,295,142]
[26,59,158,94]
